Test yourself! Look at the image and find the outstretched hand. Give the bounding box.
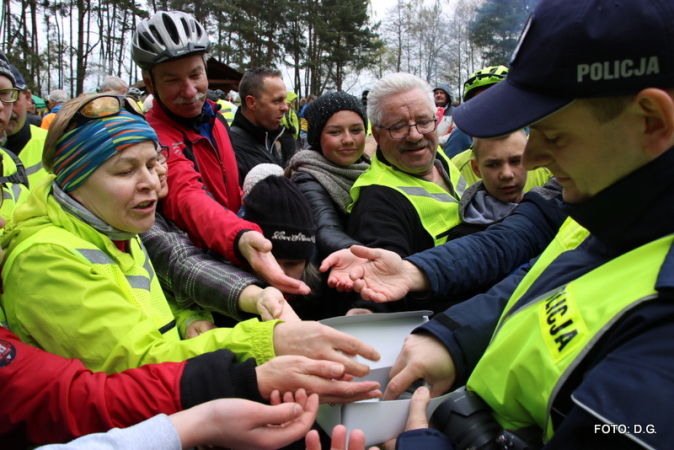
[273,321,381,378]
[170,389,319,450]
[238,231,311,295]
[256,355,382,404]
[347,246,419,302]
[320,248,369,292]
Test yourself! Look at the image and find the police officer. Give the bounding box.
[375,0,674,448]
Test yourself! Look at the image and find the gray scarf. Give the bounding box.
[289,149,370,213]
[52,181,137,241]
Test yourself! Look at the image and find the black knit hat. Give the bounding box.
[306,91,368,150]
[243,174,316,260]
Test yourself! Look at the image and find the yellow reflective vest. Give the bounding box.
[0,176,279,373]
[216,99,236,126]
[467,218,670,441]
[18,125,49,187]
[0,148,31,223]
[349,149,466,246]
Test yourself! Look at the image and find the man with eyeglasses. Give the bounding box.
[0,58,31,221]
[344,72,466,312]
[2,59,49,187]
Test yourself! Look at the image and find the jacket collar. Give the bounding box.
[153,97,215,134]
[566,146,674,254]
[232,108,284,144]
[5,120,31,155]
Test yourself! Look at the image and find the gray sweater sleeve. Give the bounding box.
[35,414,181,450]
[141,212,262,321]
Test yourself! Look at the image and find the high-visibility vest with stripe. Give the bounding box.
[467,218,670,442]
[348,148,466,246]
[0,148,31,223]
[2,225,179,341]
[18,125,49,187]
[216,100,235,126]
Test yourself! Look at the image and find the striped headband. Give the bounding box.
[53,110,159,192]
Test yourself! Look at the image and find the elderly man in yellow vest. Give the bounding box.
[347,73,466,262]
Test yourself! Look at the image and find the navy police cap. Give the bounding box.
[453,0,674,138]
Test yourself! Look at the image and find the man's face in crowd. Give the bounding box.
[434,89,448,107]
[373,88,439,177]
[145,53,208,119]
[7,89,29,136]
[0,76,14,141]
[525,99,643,204]
[471,131,528,204]
[249,76,288,130]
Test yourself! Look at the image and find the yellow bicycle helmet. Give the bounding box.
[463,65,509,102]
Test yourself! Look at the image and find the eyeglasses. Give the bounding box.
[377,118,437,139]
[0,88,20,104]
[157,146,168,164]
[66,94,145,132]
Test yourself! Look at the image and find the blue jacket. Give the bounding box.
[400,147,674,449]
[407,183,566,304]
[443,126,472,159]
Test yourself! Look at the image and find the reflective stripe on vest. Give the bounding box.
[349,149,464,246]
[2,226,177,337]
[467,219,671,443]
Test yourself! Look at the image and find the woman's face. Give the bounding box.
[319,110,366,166]
[70,140,159,234]
[277,259,307,281]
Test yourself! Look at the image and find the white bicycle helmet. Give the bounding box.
[132,11,211,70]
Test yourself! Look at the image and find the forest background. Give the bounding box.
[0,0,539,102]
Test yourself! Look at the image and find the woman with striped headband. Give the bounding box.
[0,94,383,395]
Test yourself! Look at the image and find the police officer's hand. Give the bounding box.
[238,230,311,296]
[381,386,431,450]
[384,333,455,400]
[346,246,431,302]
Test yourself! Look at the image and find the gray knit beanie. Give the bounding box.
[0,58,17,87]
[306,91,367,150]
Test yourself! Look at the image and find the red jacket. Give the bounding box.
[0,326,182,447]
[0,325,262,448]
[146,99,262,264]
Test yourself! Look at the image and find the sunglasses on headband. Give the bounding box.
[65,94,145,132]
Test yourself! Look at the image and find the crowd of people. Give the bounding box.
[0,0,672,448]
